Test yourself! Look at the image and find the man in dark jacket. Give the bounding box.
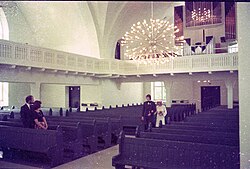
[141,94,156,131]
[20,95,34,128]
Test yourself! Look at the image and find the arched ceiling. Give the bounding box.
[4,1,185,59]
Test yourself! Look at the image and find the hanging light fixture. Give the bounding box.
[191,7,211,22]
[191,2,211,23]
[120,2,181,64]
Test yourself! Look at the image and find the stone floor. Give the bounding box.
[53,145,119,169]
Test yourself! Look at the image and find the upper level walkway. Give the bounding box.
[0,39,238,79]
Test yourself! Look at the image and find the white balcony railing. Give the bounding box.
[0,39,238,77]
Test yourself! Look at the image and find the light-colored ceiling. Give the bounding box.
[3,1,185,58]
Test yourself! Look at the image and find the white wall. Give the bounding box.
[39,80,144,109]
[238,3,250,168]
[40,84,66,108]
[40,84,102,109]
[80,84,102,105]
[101,80,143,107]
[149,80,194,103]
[8,82,31,108]
[171,80,194,102]
[7,2,100,58]
[147,78,238,112]
[148,80,194,103]
[6,4,37,45]
[143,82,151,100]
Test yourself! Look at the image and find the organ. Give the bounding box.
[174,2,237,55]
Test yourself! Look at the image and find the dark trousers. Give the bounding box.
[144,116,154,131]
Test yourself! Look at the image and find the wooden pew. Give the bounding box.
[162,123,239,133]
[0,120,84,158]
[120,116,143,135]
[78,120,98,153]
[0,120,23,127]
[190,113,239,118]
[185,117,238,123]
[6,117,99,153]
[47,120,98,153]
[0,119,96,156]
[65,104,193,135]
[112,131,240,169]
[0,125,64,167]
[0,111,11,121]
[171,121,239,129]
[47,117,112,148]
[49,122,83,159]
[47,115,122,140]
[151,128,238,139]
[136,128,239,146]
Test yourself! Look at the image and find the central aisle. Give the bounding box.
[53,145,119,169]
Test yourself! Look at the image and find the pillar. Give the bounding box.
[30,82,41,100]
[225,79,235,109]
[164,80,173,108]
[237,2,250,168]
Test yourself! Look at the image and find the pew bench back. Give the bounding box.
[112,132,239,169]
[0,125,63,167]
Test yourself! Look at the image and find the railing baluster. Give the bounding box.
[171,59,174,71]
[0,40,239,76]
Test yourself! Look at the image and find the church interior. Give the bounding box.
[0,1,249,169]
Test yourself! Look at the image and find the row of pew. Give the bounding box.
[0,103,196,168]
[112,107,240,169]
[0,125,63,166]
[0,103,144,120]
[0,104,144,167]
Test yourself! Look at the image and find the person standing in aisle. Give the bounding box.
[155,100,167,127]
[141,94,156,131]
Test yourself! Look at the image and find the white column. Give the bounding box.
[30,82,41,100]
[164,81,173,108]
[238,3,250,168]
[225,79,235,109]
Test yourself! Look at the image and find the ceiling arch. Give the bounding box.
[11,1,100,58]
[4,1,184,59]
[88,1,181,59]
[0,7,9,40]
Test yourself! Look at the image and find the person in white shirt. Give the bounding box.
[155,100,167,127]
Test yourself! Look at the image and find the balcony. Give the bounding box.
[0,39,238,78]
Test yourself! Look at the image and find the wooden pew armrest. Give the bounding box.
[47,144,63,166]
[112,154,122,165]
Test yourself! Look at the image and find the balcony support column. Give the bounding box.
[164,80,173,108]
[30,82,41,100]
[238,3,250,168]
[225,79,235,109]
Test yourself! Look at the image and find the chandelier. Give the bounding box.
[191,7,211,22]
[120,2,181,64]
